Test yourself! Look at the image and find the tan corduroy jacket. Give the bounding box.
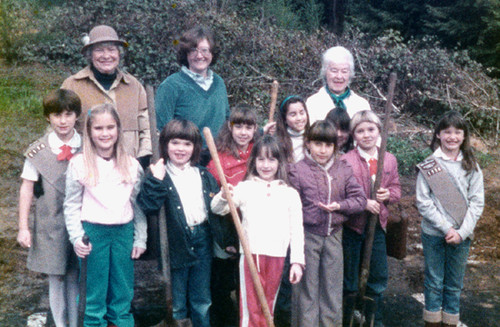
[62,66,152,158]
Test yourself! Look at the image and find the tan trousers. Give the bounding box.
[292,229,343,327]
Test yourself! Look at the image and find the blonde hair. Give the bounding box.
[350,110,382,133]
[82,103,133,186]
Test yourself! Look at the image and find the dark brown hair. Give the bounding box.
[215,104,259,159]
[245,135,288,183]
[177,26,219,67]
[275,95,310,162]
[159,119,202,165]
[430,110,478,173]
[43,88,82,117]
[325,107,353,152]
[305,120,338,149]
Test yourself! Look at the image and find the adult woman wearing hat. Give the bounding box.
[155,26,230,165]
[306,46,371,124]
[62,25,152,163]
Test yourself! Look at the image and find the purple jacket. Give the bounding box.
[341,149,401,234]
[288,155,367,237]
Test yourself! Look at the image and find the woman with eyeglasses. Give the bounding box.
[155,26,230,166]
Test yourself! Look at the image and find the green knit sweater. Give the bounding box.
[155,70,230,144]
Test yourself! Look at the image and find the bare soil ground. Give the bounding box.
[0,63,498,326]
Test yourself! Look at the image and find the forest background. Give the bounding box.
[0,1,499,326]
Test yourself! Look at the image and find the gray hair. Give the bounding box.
[320,46,355,81]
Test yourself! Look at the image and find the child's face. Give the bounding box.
[168,138,194,168]
[90,112,118,158]
[286,102,308,133]
[230,123,256,151]
[255,152,279,182]
[47,110,77,141]
[353,122,379,152]
[306,141,335,166]
[337,129,349,149]
[437,126,464,155]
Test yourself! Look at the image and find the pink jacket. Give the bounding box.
[341,149,401,234]
[288,155,366,237]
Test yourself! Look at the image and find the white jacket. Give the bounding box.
[211,177,305,265]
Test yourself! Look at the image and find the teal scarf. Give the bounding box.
[326,86,350,110]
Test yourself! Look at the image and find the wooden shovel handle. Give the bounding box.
[203,127,275,327]
[268,80,279,123]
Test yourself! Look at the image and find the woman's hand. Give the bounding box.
[17,229,31,248]
[366,199,380,215]
[150,158,166,180]
[445,228,462,244]
[74,237,92,258]
[131,247,146,259]
[376,187,390,203]
[289,263,304,284]
[318,201,340,212]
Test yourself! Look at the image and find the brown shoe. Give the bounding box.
[425,322,442,327]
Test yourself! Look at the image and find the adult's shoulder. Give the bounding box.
[61,66,90,86]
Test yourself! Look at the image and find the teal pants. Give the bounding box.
[82,222,134,327]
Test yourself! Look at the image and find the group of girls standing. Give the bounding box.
[17,28,484,327]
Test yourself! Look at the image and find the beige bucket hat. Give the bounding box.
[81,25,128,53]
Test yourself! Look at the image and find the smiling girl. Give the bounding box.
[211,135,305,327]
[289,120,366,327]
[341,110,401,326]
[206,105,259,326]
[137,119,219,327]
[64,103,147,327]
[416,111,484,327]
[272,95,310,163]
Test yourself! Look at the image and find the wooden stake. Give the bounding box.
[203,127,276,327]
[351,72,397,327]
[146,85,174,326]
[268,80,279,123]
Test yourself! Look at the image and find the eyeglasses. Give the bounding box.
[189,47,211,56]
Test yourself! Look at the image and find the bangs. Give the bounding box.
[437,111,468,133]
[230,105,258,126]
[306,120,337,144]
[166,120,201,144]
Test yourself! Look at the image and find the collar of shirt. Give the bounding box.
[433,147,463,161]
[48,130,81,155]
[305,150,335,171]
[249,175,287,187]
[287,127,305,138]
[357,146,378,163]
[165,159,194,176]
[181,65,214,91]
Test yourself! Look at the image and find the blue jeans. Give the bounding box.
[422,233,470,315]
[171,223,212,327]
[343,224,388,323]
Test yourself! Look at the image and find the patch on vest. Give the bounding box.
[26,142,47,158]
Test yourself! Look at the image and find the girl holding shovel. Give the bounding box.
[211,135,305,327]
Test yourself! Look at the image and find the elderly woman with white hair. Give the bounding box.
[306,46,371,123]
[62,25,152,165]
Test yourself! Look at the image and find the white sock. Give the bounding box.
[65,264,79,327]
[48,275,66,327]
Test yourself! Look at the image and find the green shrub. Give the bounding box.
[386,135,432,175]
[6,0,500,140]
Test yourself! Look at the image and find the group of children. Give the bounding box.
[18,88,484,327]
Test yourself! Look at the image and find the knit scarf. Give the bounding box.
[326,86,351,110]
